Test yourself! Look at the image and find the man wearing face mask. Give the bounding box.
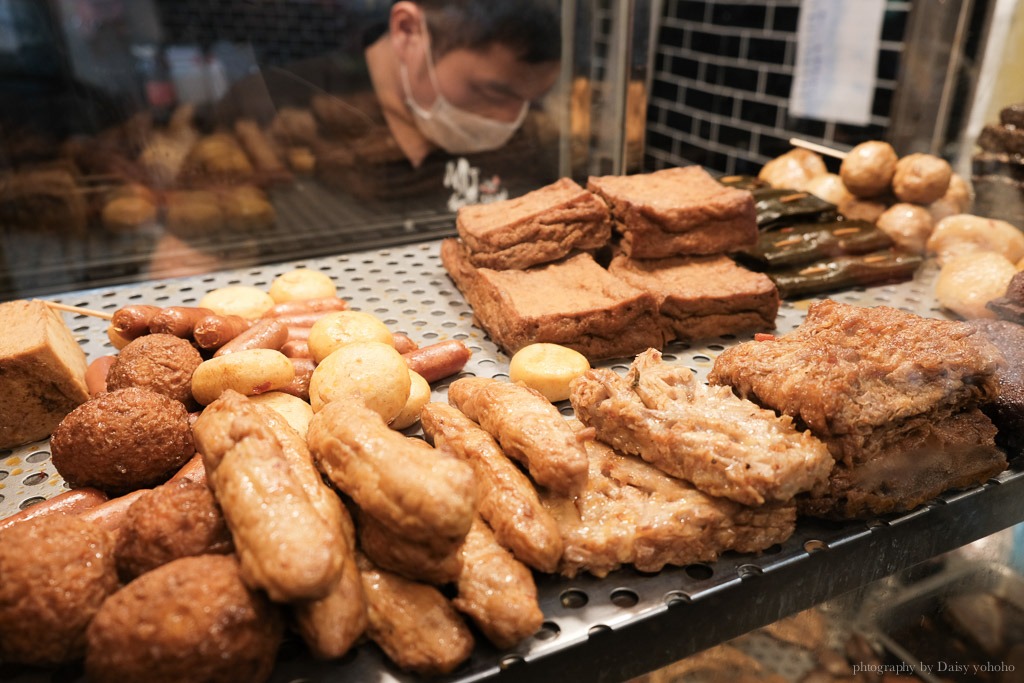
[216,0,562,205]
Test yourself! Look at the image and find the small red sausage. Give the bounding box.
[402,340,472,383]
[149,306,216,338]
[277,358,315,401]
[213,318,289,357]
[76,489,149,533]
[392,333,419,355]
[193,314,252,350]
[0,488,109,533]
[263,297,347,318]
[85,355,117,397]
[111,304,161,340]
[281,339,311,358]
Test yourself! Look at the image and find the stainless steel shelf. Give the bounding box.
[1,240,1020,683]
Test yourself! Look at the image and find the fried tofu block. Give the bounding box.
[456,177,611,269]
[587,166,757,258]
[440,238,667,362]
[0,300,90,448]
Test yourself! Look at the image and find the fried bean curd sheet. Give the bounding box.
[452,517,544,650]
[307,400,476,550]
[357,554,475,676]
[251,404,366,660]
[570,349,832,506]
[192,391,344,603]
[447,377,589,496]
[420,402,563,573]
[708,299,1005,437]
[542,438,796,578]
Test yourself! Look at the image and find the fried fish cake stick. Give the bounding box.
[307,401,476,550]
[453,517,544,649]
[252,405,366,660]
[357,512,463,585]
[421,402,563,572]
[447,378,589,496]
[357,554,474,676]
[193,391,343,602]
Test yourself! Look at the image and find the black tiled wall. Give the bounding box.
[645,0,912,175]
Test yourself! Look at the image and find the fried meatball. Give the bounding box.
[50,387,195,495]
[838,195,889,223]
[875,203,934,253]
[116,477,233,580]
[805,172,853,206]
[892,153,952,205]
[757,148,828,191]
[0,514,118,666]
[85,555,282,683]
[106,333,202,405]
[840,141,898,197]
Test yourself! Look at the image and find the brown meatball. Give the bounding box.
[840,141,898,197]
[892,153,952,204]
[106,333,202,405]
[51,387,195,495]
[0,514,118,666]
[875,203,935,253]
[116,477,233,580]
[838,195,889,223]
[85,555,282,683]
[757,148,828,190]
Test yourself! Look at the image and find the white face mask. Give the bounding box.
[400,22,528,155]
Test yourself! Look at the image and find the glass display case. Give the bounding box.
[1,1,1023,682]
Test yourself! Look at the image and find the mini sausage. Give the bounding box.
[270,311,334,328]
[149,306,216,338]
[287,325,311,342]
[86,355,117,397]
[392,333,419,355]
[281,339,311,358]
[169,453,207,486]
[278,358,315,401]
[403,340,472,383]
[193,314,252,350]
[263,297,347,319]
[111,304,161,340]
[76,489,148,533]
[213,318,288,357]
[0,487,109,533]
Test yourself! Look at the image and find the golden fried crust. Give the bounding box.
[249,404,367,659]
[193,391,344,602]
[115,477,233,580]
[307,401,476,550]
[105,333,202,406]
[50,387,195,495]
[452,517,544,649]
[85,555,282,683]
[447,377,589,496]
[0,515,118,666]
[421,402,563,572]
[358,511,464,585]
[358,554,475,676]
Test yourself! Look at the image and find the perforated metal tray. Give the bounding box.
[2,241,1022,683]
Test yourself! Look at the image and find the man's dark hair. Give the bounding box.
[412,0,562,63]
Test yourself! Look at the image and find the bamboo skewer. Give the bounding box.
[42,301,114,320]
[789,137,849,160]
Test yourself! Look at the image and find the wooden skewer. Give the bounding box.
[789,137,849,160]
[42,301,114,320]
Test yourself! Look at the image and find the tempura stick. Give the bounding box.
[789,137,848,160]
